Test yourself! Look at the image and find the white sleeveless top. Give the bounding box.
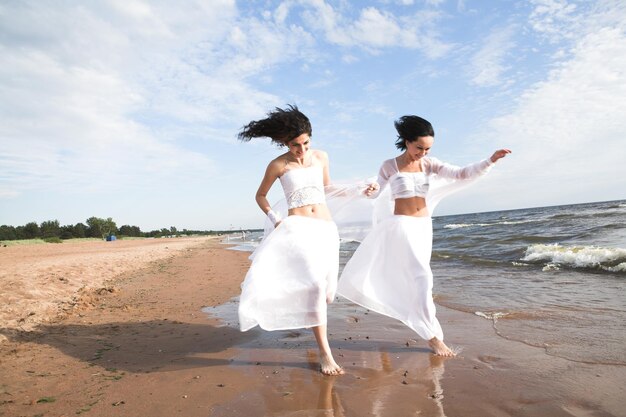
[279,165,326,209]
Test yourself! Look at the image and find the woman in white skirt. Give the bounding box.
[237,105,344,375]
[337,115,510,357]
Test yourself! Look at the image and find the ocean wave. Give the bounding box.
[443,219,536,229]
[521,244,626,273]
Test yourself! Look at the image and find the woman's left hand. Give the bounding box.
[490,149,512,163]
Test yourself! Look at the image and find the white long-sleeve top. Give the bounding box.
[372,156,494,200]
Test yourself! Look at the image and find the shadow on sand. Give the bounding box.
[1,320,261,373]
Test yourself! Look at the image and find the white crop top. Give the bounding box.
[279,165,326,209]
[375,156,494,200]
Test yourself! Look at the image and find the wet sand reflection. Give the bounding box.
[210,340,450,417]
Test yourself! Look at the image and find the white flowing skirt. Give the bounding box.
[239,215,339,332]
[337,215,444,341]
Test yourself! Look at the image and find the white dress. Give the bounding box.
[337,156,494,341]
[239,165,340,332]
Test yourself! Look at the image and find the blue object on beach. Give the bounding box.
[106,235,116,241]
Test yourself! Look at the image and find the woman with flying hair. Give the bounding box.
[237,105,344,376]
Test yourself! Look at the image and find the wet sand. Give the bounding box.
[0,239,624,417]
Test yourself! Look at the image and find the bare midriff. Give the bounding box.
[394,197,430,217]
[288,203,333,221]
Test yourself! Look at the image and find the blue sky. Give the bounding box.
[1,0,625,231]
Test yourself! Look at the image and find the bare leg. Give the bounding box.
[312,324,344,375]
[428,337,456,357]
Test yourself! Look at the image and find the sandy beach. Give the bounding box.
[0,237,212,341]
[1,238,624,417]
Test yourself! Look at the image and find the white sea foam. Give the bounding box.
[444,219,535,229]
[224,238,261,252]
[542,263,561,272]
[605,262,626,272]
[475,311,508,321]
[522,243,626,273]
[444,223,490,229]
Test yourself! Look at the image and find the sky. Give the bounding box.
[1,0,625,232]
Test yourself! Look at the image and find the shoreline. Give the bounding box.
[1,239,624,416]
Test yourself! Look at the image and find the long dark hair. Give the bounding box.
[238,104,312,146]
[394,115,435,150]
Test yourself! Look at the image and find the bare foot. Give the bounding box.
[320,354,345,376]
[428,338,456,357]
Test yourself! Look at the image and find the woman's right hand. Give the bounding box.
[364,183,380,197]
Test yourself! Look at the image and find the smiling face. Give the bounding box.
[405,135,434,161]
[287,133,311,158]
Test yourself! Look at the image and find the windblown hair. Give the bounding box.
[394,115,435,150]
[238,104,312,147]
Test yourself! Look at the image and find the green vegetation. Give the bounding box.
[0,216,249,245]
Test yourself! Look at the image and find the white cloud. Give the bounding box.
[274,2,292,24]
[469,26,517,87]
[342,54,359,63]
[3,0,622,229]
[301,1,452,57]
[0,1,319,200]
[1,4,214,198]
[529,0,580,42]
[473,19,626,209]
[376,0,416,5]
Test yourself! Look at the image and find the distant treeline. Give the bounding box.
[0,216,244,241]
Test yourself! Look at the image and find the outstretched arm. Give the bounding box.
[430,149,511,180]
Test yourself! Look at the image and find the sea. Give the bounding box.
[224,199,626,366]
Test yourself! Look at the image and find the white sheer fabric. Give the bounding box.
[266,156,495,243]
[337,216,443,340]
[244,154,496,336]
[372,156,494,213]
[376,158,430,199]
[239,216,339,331]
[261,177,376,242]
[263,157,495,241]
[336,155,496,341]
